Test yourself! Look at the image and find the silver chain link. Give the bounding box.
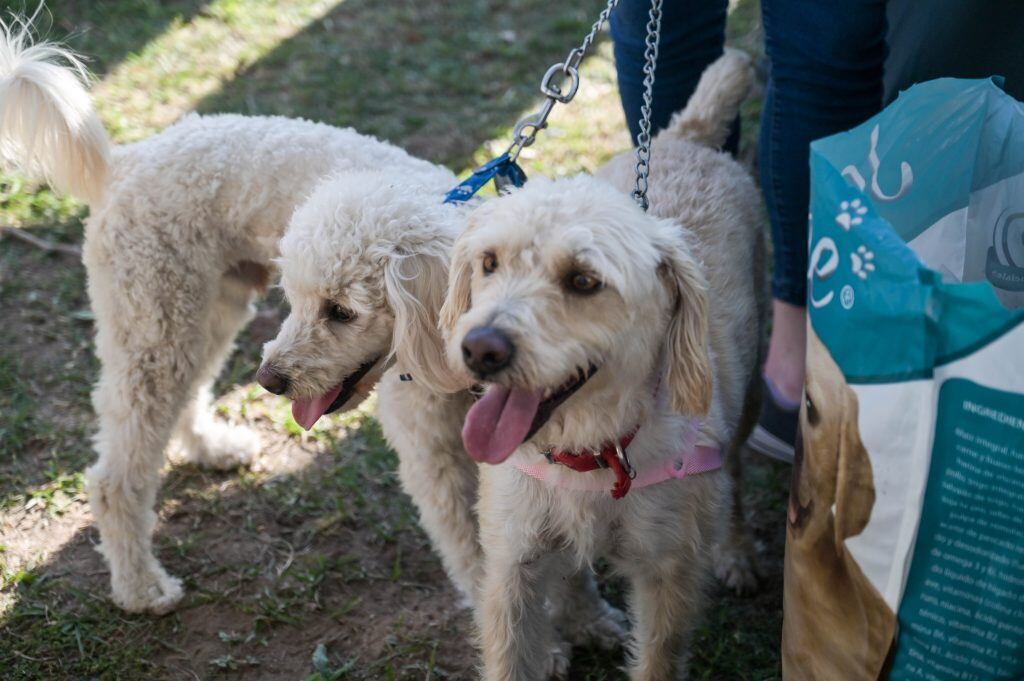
[631,0,663,211]
[506,0,621,160]
[566,0,621,71]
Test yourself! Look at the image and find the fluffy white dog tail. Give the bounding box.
[0,18,110,204]
[665,48,754,149]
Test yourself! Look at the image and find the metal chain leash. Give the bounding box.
[569,0,622,71]
[631,0,663,211]
[506,0,621,161]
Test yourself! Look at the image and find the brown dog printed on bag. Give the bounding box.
[782,327,896,680]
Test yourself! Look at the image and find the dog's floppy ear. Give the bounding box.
[833,386,874,545]
[384,246,464,393]
[438,228,474,338]
[657,230,713,415]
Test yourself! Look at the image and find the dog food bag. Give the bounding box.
[784,77,1024,681]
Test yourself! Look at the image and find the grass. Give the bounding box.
[1,408,458,679]
[0,0,784,678]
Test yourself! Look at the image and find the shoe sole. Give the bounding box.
[747,425,794,464]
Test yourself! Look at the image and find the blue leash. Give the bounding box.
[443,152,527,205]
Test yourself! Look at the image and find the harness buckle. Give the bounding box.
[542,447,555,464]
[615,442,637,480]
[593,451,609,469]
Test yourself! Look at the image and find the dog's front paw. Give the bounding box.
[714,539,760,595]
[179,422,260,470]
[553,580,629,650]
[561,600,629,650]
[454,586,476,611]
[583,603,630,650]
[545,640,572,680]
[109,565,184,615]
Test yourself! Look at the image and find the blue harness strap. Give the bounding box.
[443,152,527,204]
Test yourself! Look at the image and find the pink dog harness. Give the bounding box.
[513,424,723,499]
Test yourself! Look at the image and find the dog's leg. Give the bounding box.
[395,449,482,607]
[549,564,629,651]
[172,275,261,470]
[477,473,568,681]
[87,353,202,614]
[619,478,724,681]
[624,557,707,681]
[378,377,482,606]
[172,382,259,469]
[714,373,762,594]
[84,245,220,614]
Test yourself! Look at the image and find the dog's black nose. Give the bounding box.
[461,326,514,376]
[256,364,290,395]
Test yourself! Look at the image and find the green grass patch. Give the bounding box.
[0,575,164,679]
[0,355,41,462]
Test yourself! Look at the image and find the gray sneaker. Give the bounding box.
[747,376,798,463]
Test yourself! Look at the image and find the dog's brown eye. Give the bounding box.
[804,394,819,426]
[567,271,601,294]
[325,302,356,324]
[482,252,498,275]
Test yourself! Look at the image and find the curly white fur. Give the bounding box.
[0,16,109,203]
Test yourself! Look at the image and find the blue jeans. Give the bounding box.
[610,0,739,153]
[611,0,888,306]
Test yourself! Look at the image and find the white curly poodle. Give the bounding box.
[0,22,454,614]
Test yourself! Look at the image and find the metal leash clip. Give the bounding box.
[504,0,622,162]
[507,62,578,161]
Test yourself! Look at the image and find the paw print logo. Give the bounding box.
[836,199,868,231]
[850,245,875,280]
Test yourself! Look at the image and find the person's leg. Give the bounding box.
[610,0,737,153]
[751,0,888,460]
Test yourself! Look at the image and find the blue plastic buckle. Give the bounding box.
[443,152,527,205]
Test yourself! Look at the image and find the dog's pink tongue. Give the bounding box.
[291,385,343,431]
[462,385,542,464]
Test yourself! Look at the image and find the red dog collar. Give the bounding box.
[543,427,640,499]
[526,425,722,499]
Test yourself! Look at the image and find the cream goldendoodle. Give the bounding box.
[440,51,764,679]
[0,23,454,613]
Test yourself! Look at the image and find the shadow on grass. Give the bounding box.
[195,0,614,170]
[0,236,96,511]
[24,0,212,78]
[0,412,480,679]
[1,396,787,680]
